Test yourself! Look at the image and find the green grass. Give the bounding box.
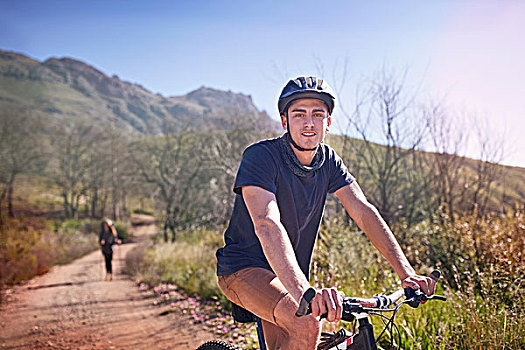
[125,211,525,349]
[312,212,524,349]
[125,227,226,301]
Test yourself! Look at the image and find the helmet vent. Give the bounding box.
[278,76,336,115]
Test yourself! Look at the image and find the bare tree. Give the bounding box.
[50,121,102,219]
[85,146,109,218]
[338,67,428,225]
[131,120,206,242]
[426,107,507,219]
[201,107,269,225]
[0,107,48,222]
[424,104,471,220]
[69,118,137,221]
[468,116,506,216]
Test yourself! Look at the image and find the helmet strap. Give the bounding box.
[285,113,318,152]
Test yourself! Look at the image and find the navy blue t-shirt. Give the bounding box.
[216,135,354,278]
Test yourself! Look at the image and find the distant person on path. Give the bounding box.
[215,76,437,349]
[99,219,121,281]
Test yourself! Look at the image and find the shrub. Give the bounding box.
[444,265,524,349]
[312,217,398,296]
[124,241,150,276]
[148,241,219,299]
[113,221,129,240]
[312,213,525,349]
[125,211,525,348]
[0,218,47,286]
[0,216,99,303]
[125,227,223,300]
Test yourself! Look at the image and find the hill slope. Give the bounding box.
[1,49,522,213]
[0,50,280,134]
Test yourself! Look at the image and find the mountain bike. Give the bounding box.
[197,271,446,350]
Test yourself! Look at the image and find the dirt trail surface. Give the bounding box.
[0,215,216,349]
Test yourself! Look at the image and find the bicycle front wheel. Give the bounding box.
[197,340,240,350]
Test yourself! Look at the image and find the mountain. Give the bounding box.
[0,50,281,134]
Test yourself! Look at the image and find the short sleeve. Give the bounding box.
[327,149,354,193]
[233,143,278,195]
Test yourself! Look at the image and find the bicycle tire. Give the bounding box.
[196,340,240,350]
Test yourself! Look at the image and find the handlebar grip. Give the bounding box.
[296,288,316,317]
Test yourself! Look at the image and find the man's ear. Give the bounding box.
[326,115,332,132]
[280,114,288,131]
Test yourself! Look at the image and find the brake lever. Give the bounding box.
[404,287,423,308]
[404,287,447,308]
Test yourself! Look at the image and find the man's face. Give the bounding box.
[280,98,331,150]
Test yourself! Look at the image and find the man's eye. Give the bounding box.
[294,113,305,118]
[314,113,325,118]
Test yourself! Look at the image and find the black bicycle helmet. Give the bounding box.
[278,76,336,115]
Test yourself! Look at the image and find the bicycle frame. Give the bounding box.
[346,315,377,350]
[256,290,444,349]
[197,271,445,350]
[254,316,267,350]
[250,312,378,350]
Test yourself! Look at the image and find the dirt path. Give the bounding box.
[0,216,217,349]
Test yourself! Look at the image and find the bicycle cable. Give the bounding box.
[371,301,404,349]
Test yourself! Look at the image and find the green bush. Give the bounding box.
[313,213,525,349]
[113,221,129,240]
[148,241,219,299]
[312,218,399,295]
[125,211,524,349]
[125,227,223,300]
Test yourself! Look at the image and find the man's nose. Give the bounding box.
[304,113,314,127]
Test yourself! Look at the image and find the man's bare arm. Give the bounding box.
[335,182,435,295]
[242,186,311,303]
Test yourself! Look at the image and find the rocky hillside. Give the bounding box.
[0,50,280,134]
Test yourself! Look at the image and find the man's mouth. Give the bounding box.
[301,131,316,137]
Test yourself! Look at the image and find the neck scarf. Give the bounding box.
[278,133,325,177]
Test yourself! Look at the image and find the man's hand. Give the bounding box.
[310,288,345,322]
[100,239,105,245]
[401,274,436,296]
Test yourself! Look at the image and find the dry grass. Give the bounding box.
[125,227,224,300]
[0,216,99,303]
[312,211,525,349]
[125,211,524,349]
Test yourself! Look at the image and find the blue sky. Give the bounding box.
[1,0,524,166]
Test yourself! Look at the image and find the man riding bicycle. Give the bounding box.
[216,76,436,350]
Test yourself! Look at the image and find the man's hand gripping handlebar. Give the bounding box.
[295,270,447,318]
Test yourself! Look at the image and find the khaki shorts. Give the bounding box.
[218,267,289,325]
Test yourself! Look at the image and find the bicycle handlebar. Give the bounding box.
[296,270,447,320]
